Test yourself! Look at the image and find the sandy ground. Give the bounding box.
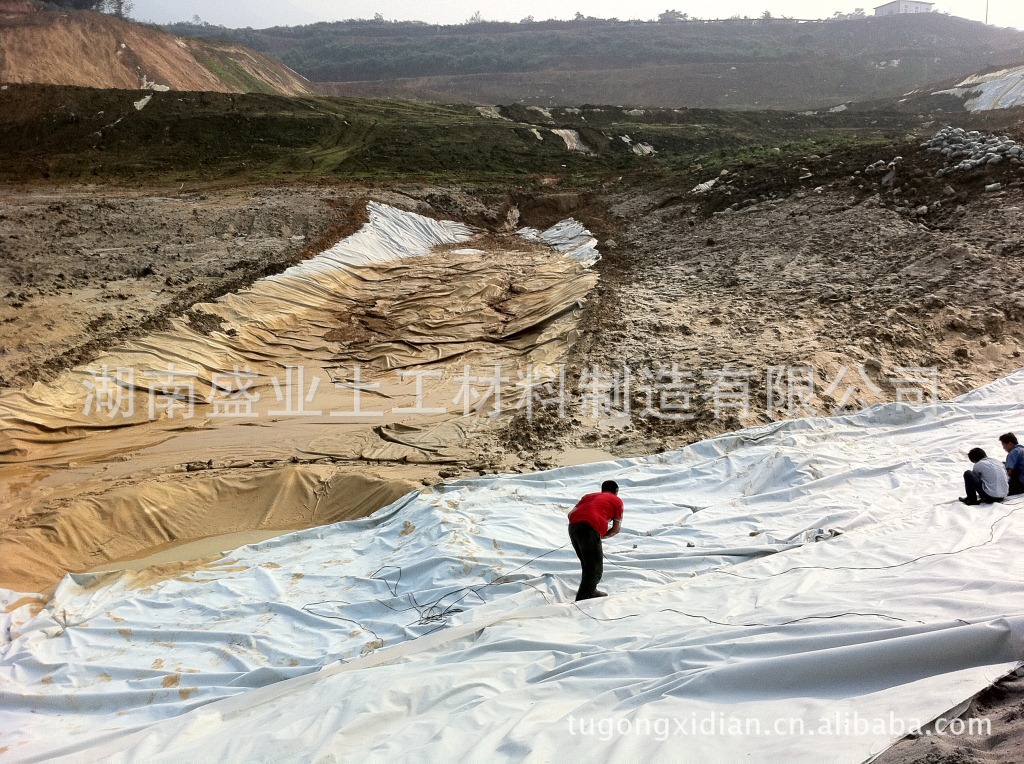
[876,672,1024,764]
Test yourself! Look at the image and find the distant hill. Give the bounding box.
[0,4,310,95]
[165,14,1024,109]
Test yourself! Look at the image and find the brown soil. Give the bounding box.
[0,186,367,387]
[0,1,32,13]
[0,7,310,94]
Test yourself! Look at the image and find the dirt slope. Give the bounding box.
[0,186,365,388]
[0,6,310,95]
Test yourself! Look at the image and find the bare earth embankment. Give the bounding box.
[0,5,310,94]
[0,186,366,387]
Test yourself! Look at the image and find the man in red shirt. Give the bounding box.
[567,480,623,601]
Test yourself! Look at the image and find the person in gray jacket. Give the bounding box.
[961,447,1009,505]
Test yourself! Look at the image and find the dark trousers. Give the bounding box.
[964,470,1004,504]
[1010,474,1024,496]
[568,522,603,601]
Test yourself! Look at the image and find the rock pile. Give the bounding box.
[922,126,1024,177]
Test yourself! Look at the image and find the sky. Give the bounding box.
[130,0,1023,30]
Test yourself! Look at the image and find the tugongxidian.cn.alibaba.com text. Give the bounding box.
[567,711,992,742]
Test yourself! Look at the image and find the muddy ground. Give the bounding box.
[0,186,366,387]
[494,142,1024,464]
[558,181,1024,451]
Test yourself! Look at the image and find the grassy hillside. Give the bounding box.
[311,57,983,112]
[165,14,1024,109]
[0,84,927,187]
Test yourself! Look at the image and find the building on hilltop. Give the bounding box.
[874,1,935,16]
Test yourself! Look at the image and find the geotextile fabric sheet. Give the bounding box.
[0,204,599,590]
[935,65,1024,111]
[3,370,1024,761]
[0,203,599,448]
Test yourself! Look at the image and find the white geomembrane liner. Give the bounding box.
[934,64,1024,111]
[551,129,590,153]
[519,218,600,266]
[4,382,1024,758]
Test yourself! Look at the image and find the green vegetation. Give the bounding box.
[189,45,280,95]
[0,84,922,187]
[163,14,1024,85]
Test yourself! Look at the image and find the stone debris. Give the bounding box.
[863,157,903,177]
[921,126,1024,177]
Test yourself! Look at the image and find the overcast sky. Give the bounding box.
[131,0,1023,31]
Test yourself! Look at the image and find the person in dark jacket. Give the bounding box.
[1000,433,1024,496]
[567,480,623,601]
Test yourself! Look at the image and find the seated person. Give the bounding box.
[961,447,1009,505]
[1000,433,1024,496]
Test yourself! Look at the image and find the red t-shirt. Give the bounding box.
[569,492,624,538]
